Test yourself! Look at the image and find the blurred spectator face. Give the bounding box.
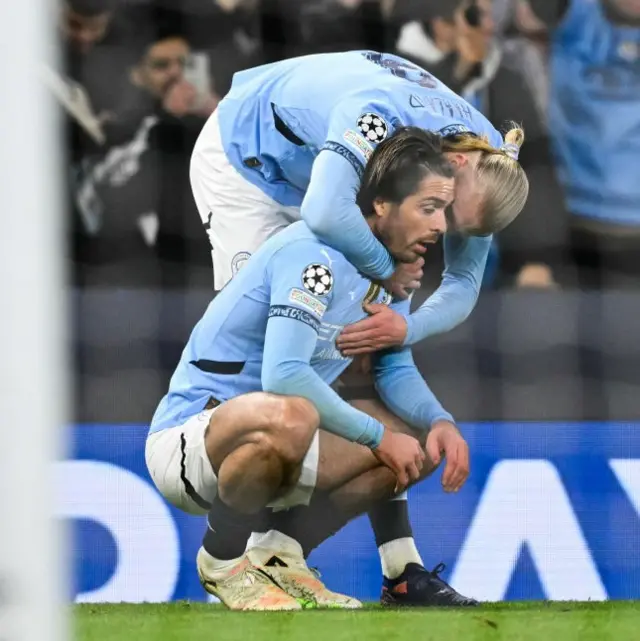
[62,3,112,53]
[132,38,190,100]
[450,0,495,63]
[610,0,640,19]
[512,0,548,38]
[470,0,495,37]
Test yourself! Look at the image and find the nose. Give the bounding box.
[74,29,97,50]
[431,208,448,236]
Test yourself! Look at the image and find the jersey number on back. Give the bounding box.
[362,51,437,89]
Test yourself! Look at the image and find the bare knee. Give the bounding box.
[261,395,319,464]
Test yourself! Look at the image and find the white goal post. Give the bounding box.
[0,0,67,639]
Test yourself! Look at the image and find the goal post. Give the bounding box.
[0,0,67,639]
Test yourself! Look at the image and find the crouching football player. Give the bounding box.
[146,128,474,609]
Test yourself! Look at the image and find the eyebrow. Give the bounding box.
[421,197,447,207]
[420,197,454,208]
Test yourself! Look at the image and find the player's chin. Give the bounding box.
[401,250,421,263]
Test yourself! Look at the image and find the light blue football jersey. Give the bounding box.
[216,50,504,208]
[150,222,452,448]
[550,0,640,225]
[209,51,499,346]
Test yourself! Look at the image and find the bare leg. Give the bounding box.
[315,398,423,493]
[270,398,431,572]
[270,437,436,554]
[205,392,319,513]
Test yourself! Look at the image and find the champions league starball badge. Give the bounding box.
[301,264,334,296]
[357,113,388,143]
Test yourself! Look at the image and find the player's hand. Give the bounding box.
[337,303,407,355]
[425,421,470,493]
[372,430,425,493]
[195,92,220,118]
[384,258,424,300]
[163,80,198,117]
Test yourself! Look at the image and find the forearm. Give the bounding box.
[404,276,479,345]
[404,234,490,344]
[263,361,384,448]
[302,150,394,280]
[375,352,453,431]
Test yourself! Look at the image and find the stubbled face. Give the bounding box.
[608,0,640,21]
[133,38,190,99]
[62,5,112,53]
[475,0,496,37]
[373,174,455,263]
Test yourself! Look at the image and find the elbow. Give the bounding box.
[455,296,478,326]
[459,287,479,321]
[443,273,481,309]
[302,205,332,240]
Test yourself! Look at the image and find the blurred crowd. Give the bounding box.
[55,0,640,290]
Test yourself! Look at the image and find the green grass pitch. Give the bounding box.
[76,601,640,641]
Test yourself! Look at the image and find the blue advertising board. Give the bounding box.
[61,423,640,603]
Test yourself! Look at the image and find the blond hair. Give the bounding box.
[442,124,529,234]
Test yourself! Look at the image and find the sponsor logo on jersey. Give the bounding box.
[288,288,327,317]
[343,129,373,162]
[314,322,349,361]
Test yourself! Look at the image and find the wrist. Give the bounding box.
[430,415,456,431]
[362,420,385,450]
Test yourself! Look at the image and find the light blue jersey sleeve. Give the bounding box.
[300,100,396,282]
[374,300,454,431]
[405,233,492,345]
[261,242,385,448]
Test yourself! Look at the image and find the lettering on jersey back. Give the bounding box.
[428,97,473,121]
[362,51,438,89]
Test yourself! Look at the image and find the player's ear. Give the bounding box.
[445,152,469,170]
[372,197,389,218]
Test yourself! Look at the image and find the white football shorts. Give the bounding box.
[145,407,320,515]
[190,110,301,290]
